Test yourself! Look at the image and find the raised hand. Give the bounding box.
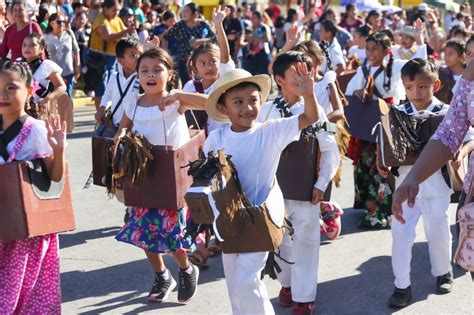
[212,5,230,26]
[286,24,300,48]
[414,18,425,44]
[291,62,315,96]
[45,114,67,152]
[144,35,161,51]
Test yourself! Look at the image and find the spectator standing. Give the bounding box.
[243,11,272,75]
[129,0,145,25]
[223,5,243,65]
[339,4,363,35]
[0,0,42,60]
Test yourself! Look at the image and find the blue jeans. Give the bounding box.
[62,74,74,97]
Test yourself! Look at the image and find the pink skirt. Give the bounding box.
[0,234,61,315]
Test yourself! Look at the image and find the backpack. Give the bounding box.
[453,185,474,272]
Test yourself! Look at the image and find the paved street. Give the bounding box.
[61,105,473,314]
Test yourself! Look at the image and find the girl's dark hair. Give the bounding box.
[0,59,40,118]
[319,41,333,70]
[24,32,46,51]
[321,19,338,37]
[136,48,175,90]
[345,3,355,12]
[446,38,467,56]
[365,9,380,24]
[252,11,262,19]
[45,13,63,34]
[366,32,393,92]
[379,28,395,42]
[38,4,49,23]
[102,0,119,9]
[162,9,175,21]
[286,9,298,23]
[274,15,285,28]
[185,2,199,14]
[217,82,261,106]
[319,8,335,22]
[187,43,220,78]
[293,40,324,65]
[272,51,313,79]
[355,25,372,38]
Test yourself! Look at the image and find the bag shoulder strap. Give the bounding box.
[111,74,136,119]
[0,115,29,161]
[404,103,414,115]
[193,80,205,94]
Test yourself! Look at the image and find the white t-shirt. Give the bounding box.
[124,97,190,148]
[204,116,300,207]
[182,60,235,132]
[321,39,346,73]
[313,71,337,115]
[0,118,53,164]
[32,60,63,102]
[257,98,340,192]
[348,46,366,64]
[345,59,407,104]
[100,66,140,126]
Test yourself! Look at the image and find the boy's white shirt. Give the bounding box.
[345,59,409,104]
[391,44,427,61]
[395,99,474,199]
[100,64,140,126]
[257,98,340,192]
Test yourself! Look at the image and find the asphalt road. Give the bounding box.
[60,106,473,314]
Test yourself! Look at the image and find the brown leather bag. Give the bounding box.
[185,150,284,253]
[91,136,114,187]
[345,95,385,143]
[276,136,319,201]
[123,130,205,209]
[0,162,75,242]
[337,70,357,96]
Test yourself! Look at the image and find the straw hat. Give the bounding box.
[206,69,271,123]
[399,25,415,39]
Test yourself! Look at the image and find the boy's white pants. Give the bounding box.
[276,199,321,302]
[391,196,452,289]
[222,252,274,315]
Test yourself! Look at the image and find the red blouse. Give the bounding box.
[0,22,43,60]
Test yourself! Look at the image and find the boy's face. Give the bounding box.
[217,86,261,132]
[402,73,440,110]
[118,47,142,73]
[400,34,415,49]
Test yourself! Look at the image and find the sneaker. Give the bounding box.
[147,270,177,303]
[388,286,412,308]
[278,287,294,308]
[293,302,315,315]
[436,272,454,294]
[177,264,199,303]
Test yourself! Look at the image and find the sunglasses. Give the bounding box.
[56,20,66,25]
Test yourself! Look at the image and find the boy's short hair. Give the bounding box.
[401,58,439,82]
[272,51,313,80]
[217,82,261,106]
[116,37,141,59]
[445,38,466,55]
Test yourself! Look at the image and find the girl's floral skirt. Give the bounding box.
[116,207,199,253]
[0,234,61,315]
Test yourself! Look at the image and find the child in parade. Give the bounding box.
[388,59,474,307]
[435,38,467,104]
[0,59,67,314]
[318,19,346,75]
[20,33,67,118]
[114,48,209,304]
[347,25,371,67]
[95,37,143,126]
[203,64,320,314]
[391,24,426,61]
[345,30,426,228]
[258,51,340,314]
[182,5,235,133]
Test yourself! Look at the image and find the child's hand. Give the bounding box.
[311,188,324,205]
[38,98,51,115]
[285,24,300,49]
[159,93,179,111]
[414,18,425,44]
[144,35,161,51]
[450,151,463,171]
[95,107,106,123]
[291,62,315,97]
[392,177,420,224]
[45,114,67,153]
[212,5,230,26]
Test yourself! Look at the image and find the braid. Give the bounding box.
[384,50,394,92]
[320,41,333,71]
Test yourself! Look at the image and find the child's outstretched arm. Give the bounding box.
[160,92,209,114]
[40,71,67,110]
[213,5,231,64]
[43,115,66,182]
[292,62,320,130]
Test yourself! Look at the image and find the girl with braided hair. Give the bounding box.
[346,31,413,228]
[318,19,346,75]
[0,59,67,314]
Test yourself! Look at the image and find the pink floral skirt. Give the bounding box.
[0,234,61,315]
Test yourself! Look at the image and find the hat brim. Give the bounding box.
[206,75,272,123]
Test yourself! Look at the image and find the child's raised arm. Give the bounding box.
[43,115,66,182]
[291,63,320,130]
[212,5,231,64]
[159,92,209,114]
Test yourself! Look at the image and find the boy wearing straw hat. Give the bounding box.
[203,66,321,314]
[392,24,426,61]
[258,51,340,315]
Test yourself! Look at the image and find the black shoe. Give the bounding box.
[177,264,199,303]
[123,208,130,224]
[388,286,412,308]
[436,272,454,294]
[147,270,176,303]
